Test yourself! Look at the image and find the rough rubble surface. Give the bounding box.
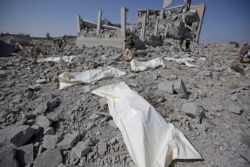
[0,40,250,167]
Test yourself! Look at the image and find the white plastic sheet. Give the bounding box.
[130,58,165,72]
[165,57,198,68]
[58,66,126,90]
[92,82,202,167]
[37,55,77,63]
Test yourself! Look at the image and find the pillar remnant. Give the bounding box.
[154,19,159,36]
[76,14,81,34]
[140,13,146,41]
[97,10,102,36]
[121,7,127,38]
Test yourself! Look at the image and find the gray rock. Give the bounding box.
[231,94,238,101]
[33,149,62,167]
[34,103,48,114]
[43,135,60,149]
[99,97,108,106]
[228,105,243,114]
[0,125,34,147]
[0,148,18,167]
[174,79,188,98]
[158,81,174,94]
[35,79,47,84]
[36,116,51,129]
[108,120,117,129]
[46,110,61,122]
[44,127,55,135]
[16,144,34,166]
[72,141,92,158]
[57,131,79,149]
[182,103,205,118]
[98,141,107,156]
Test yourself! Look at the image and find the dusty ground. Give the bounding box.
[0,40,250,167]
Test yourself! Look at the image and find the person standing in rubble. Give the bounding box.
[239,42,250,62]
[123,33,135,61]
[56,37,65,50]
[178,20,191,52]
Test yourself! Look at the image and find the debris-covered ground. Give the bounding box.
[0,38,250,167]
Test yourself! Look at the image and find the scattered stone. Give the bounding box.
[34,103,48,114]
[228,105,243,115]
[57,131,80,149]
[44,127,55,135]
[72,141,92,158]
[43,135,60,149]
[0,125,34,147]
[36,78,47,84]
[98,141,107,156]
[198,89,207,98]
[158,81,174,94]
[33,149,62,167]
[0,148,18,167]
[174,79,188,98]
[231,94,238,101]
[182,103,205,118]
[36,116,51,129]
[16,144,34,166]
[99,97,108,106]
[108,120,117,129]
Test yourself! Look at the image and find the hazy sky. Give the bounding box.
[0,0,249,44]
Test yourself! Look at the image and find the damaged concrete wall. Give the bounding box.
[136,1,206,43]
[76,8,127,49]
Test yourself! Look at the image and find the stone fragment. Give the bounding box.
[36,116,51,129]
[34,103,48,114]
[228,105,243,115]
[98,141,107,156]
[182,103,205,118]
[44,127,55,135]
[16,143,34,166]
[0,125,34,147]
[33,149,62,167]
[36,79,47,84]
[198,89,207,98]
[174,79,188,98]
[43,135,60,149]
[46,110,61,122]
[99,97,108,106]
[57,131,79,149]
[0,148,18,167]
[48,98,60,110]
[231,94,237,101]
[72,141,92,158]
[108,120,117,129]
[158,81,174,94]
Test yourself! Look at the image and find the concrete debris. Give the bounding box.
[158,81,174,94]
[0,148,18,167]
[16,143,34,166]
[72,141,92,158]
[98,141,107,156]
[228,104,243,115]
[36,116,52,129]
[33,149,62,167]
[182,103,205,118]
[43,135,60,149]
[0,125,34,147]
[57,131,80,149]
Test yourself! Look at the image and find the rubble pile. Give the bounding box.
[0,39,250,167]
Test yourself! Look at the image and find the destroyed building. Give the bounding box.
[76,0,206,49]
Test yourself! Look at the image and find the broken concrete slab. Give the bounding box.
[43,135,60,149]
[16,143,34,166]
[0,148,18,167]
[228,105,243,115]
[36,115,52,129]
[0,125,34,147]
[158,81,174,94]
[33,149,62,167]
[72,141,92,158]
[182,103,205,118]
[57,131,80,149]
[174,79,188,98]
